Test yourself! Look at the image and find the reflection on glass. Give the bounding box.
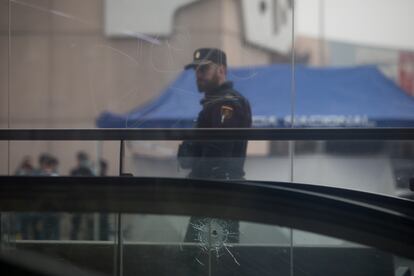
[124,140,292,182]
[9,212,113,242]
[122,140,414,198]
[293,140,414,198]
[1,212,115,275]
[3,212,412,275]
[4,139,412,199]
[122,214,292,275]
[5,141,119,177]
[5,0,294,130]
[291,230,397,276]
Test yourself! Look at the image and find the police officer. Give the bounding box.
[178,49,252,268]
[178,48,252,179]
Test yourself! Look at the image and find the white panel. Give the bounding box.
[296,0,414,51]
[104,0,198,37]
[241,0,293,53]
[296,0,321,38]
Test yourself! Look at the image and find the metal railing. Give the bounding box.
[1,128,414,141]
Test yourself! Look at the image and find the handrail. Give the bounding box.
[1,176,414,260]
[250,180,414,217]
[0,128,413,141]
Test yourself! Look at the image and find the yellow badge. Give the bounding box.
[195,51,200,59]
[220,105,233,123]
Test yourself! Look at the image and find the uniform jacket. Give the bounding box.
[178,81,252,179]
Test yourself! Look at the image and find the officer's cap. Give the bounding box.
[185,48,227,70]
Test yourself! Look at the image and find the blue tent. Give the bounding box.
[96,65,414,128]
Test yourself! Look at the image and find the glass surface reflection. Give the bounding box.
[2,212,411,276]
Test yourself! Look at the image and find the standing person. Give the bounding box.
[14,156,34,176]
[34,153,59,176]
[21,154,60,240]
[70,151,94,176]
[98,159,110,241]
[178,48,252,179]
[70,151,95,240]
[177,48,252,256]
[48,156,60,176]
[43,155,60,239]
[15,156,34,239]
[34,154,52,176]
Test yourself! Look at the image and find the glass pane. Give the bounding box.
[292,229,400,276]
[124,139,414,199]
[293,140,414,198]
[122,214,292,275]
[0,141,8,175]
[0,0,8,177]
[0,0,7,130]
[123,140,292,182]
[3,1,414,275]
[3,210,413,275]
[294,0,414,128]
[11,212,114,241]
[4,141,119,177]
[4,211,115,275]
[6,0,294,130]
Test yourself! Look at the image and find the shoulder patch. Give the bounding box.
[220,105,234,123]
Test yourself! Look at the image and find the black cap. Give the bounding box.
[185,48,227,70]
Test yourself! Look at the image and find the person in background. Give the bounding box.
[23,153,60,240]
[15,156,35,240]
[48,156,59,176]
[98,159,110,240]
[99,159,108,177]
[44,155,60,239]
[34,154,51,176]
[33,153,59,176]
[14,156,34,176]
[70,151,94,176]
[70,151,95,240]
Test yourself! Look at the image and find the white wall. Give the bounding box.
[241,0,293,53]
[296,0,414,51]
[105,0,199,37]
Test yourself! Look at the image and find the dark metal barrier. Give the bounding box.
[1,176,414,260]
[1,128,414,141]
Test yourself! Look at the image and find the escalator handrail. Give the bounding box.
[1,176,414,260]
[247,180,414,217]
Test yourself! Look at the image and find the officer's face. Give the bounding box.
[195,63,221,93]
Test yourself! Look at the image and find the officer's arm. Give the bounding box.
[211,100,248,128]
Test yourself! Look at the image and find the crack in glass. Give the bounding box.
[191,218,240,266]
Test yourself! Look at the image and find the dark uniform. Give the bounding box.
[178,81,252,179]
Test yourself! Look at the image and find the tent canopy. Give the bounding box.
[97,64,414,128]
